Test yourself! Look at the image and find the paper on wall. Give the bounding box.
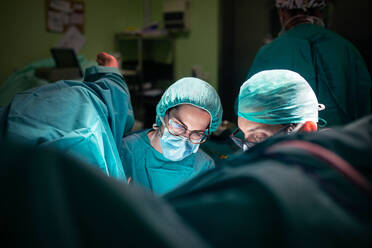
[50,0,72,12]
[62,12,70,24]
[72,3,84,11]
[69,13,84,25]
[48,10,64,32]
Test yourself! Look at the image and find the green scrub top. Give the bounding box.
[248,23,371,126]
[4,66,134,182]
[120,129,215,195]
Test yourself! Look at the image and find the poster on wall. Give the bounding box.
[46,0,85,33]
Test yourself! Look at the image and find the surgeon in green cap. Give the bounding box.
[247,0,371,127]
[120,77,223,195]
[231,69,319,151]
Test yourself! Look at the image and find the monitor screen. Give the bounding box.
[50,48,82,77]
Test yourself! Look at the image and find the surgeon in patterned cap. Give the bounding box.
[120,77,223,195]
[247,0,371,127]
[275,0,327,33]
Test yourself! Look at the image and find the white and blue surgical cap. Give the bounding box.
[156,77,223,132]
[238,69,319,125]
[275,0,327,11]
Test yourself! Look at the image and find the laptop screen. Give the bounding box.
[50,48,82,77]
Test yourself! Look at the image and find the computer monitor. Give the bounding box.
[50,48,82,77]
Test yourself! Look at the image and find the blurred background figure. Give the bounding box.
[247,0,371,127]
[121,77,223,195]
[1,52,134,182]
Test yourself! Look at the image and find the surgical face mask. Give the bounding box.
[160,126,200,161]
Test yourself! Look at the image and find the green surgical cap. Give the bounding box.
[238,69,319,125]
[156,77,223,132]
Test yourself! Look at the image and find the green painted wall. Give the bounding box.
[0,0,143,84]
[0,0,220,89]
[150,0,220,88]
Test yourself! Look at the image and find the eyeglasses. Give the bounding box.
[159,115,209,144]
[230,124,293,151]
[230,129,256,151]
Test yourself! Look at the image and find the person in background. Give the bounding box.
[232,69,319,151]
[247,0,371,126]
[120,77,223,195]
[0,52,134,182]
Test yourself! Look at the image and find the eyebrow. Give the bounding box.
[171,113,207,133]
[244,126,267,133]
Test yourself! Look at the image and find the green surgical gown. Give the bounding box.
[248,24,371,126]
[3,66,134,181]
[120,129,215,195]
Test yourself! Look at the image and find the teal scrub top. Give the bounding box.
[248,23,371,126]
[120,129,215,195]
[4,66,134,182]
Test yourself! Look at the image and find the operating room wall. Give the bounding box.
[329,0,372,76]
[0,0,144,85]
[219,0,271,121]
[148,0,220,89]
[0,0,220,91]
[174,0,219,89]
[330,0,372,112]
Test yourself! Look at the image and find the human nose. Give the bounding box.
[181,129,192,139]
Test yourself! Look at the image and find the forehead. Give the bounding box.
[237,117,279,133]
[169,104,211,130]
[237,117,266,129]
[237,117,285,134]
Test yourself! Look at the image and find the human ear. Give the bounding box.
[300,121,317,133]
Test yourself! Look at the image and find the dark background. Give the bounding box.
[218,0,372,121]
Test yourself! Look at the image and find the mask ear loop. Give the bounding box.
[317,103,328,128]
[152,115,165,137]
[152,123,160,130]
[318,118,327,128]
[148,123,162,146]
